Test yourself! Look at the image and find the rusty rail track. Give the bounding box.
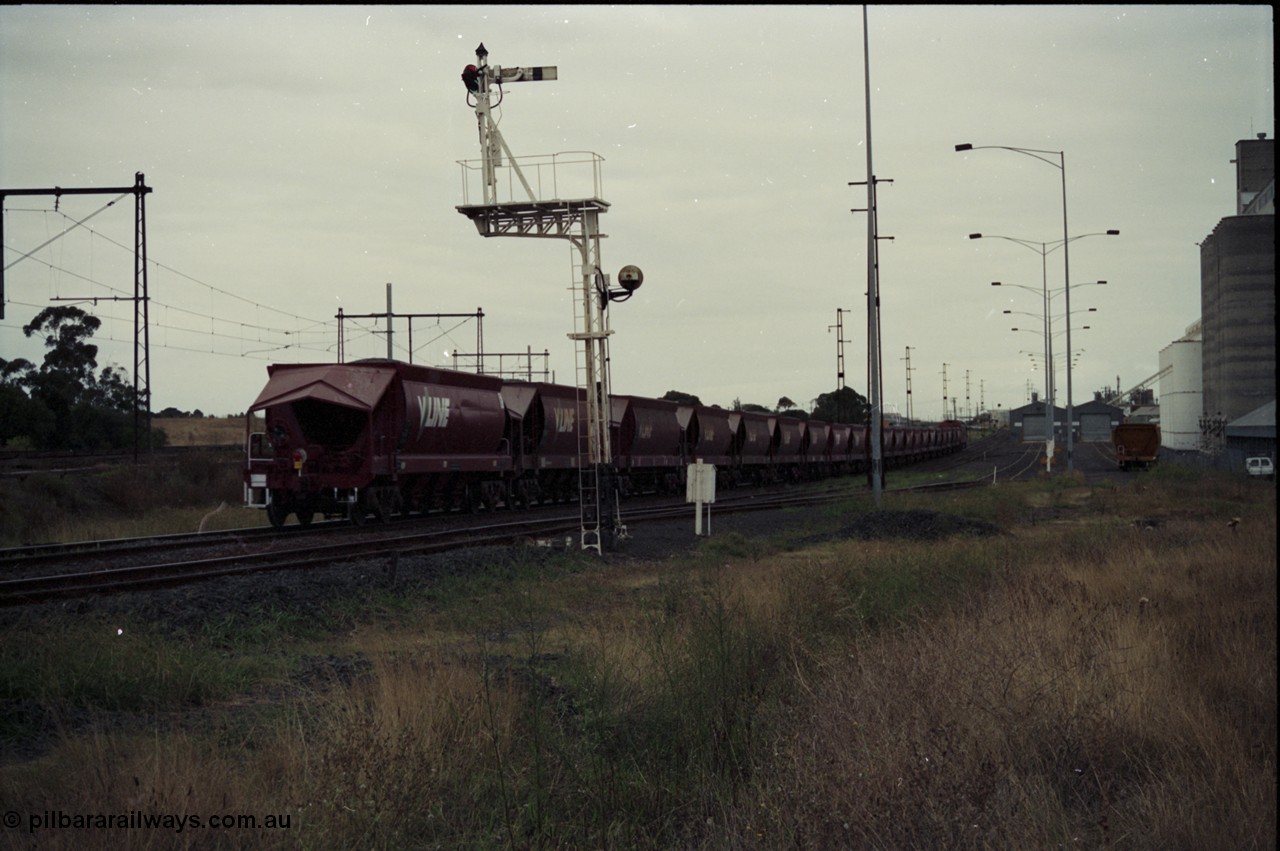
[0,475,1005,607]
[2,433,1041,608]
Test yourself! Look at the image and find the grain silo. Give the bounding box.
[1159,322,1202,451]
[1200,135,1275,428]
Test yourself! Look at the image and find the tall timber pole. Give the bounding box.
[862,6,884,506]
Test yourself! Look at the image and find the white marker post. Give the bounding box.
[687,458,717,536]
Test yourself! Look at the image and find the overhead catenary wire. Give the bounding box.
[3,204,337,356]
[3,297,335,362]
[4,254,333,341]
[28,206,332,325]
[2,195,128,272]
[3,202,477,372]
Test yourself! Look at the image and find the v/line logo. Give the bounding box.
[419,394,452,430]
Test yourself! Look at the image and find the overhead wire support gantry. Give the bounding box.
[1,173,153,462]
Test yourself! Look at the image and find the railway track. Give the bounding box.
[0,431,1098,607]
[0,474,990,607]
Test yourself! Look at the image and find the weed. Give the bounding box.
[1,469,1273,850]
[0,616,268,724]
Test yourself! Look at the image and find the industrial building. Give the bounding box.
[1162,133,1276,469]
[1010,397,1064,443]
[1073,399,1126,443]
[1158,322,1203,452]
[1010,396,1120,446]
[1225,400,1277,461]
[1201,135,1275,422]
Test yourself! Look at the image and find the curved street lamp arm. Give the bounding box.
[955,143,1063,171]
[973,230,1119,256]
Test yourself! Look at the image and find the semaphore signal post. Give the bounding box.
[454,43,643,554]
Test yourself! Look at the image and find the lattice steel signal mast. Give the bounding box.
[455,43,643,554]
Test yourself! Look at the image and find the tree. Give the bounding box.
[661,390,702,407]
[811,387,870,424]
[0,383,55,448]
[23,306,101,387]
[4,305,157,449]
[776,396,796,412]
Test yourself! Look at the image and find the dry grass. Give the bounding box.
[0,450,263,545]
[152,416,253,447]
[1,472,1274,850]
[731,520,1276,850]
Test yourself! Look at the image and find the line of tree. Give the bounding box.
[661,386,871,424]
[0,306,166,450]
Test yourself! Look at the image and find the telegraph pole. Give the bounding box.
[828,308,851,422]
[942,362,950,422]
[849,6,892,504]
[965,369,972,421]
[902,346,915,425]
[335,299,484,367]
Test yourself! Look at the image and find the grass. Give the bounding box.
[0,470,1274,850]
[0,451,265,546]
[152,415,251,447]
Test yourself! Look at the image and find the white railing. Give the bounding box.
[456,150,605,206]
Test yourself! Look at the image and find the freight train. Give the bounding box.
[243,359,968,526]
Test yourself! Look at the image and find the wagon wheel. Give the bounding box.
[266,501,289,529]
[370,489,398,524]
[388,489,404,520]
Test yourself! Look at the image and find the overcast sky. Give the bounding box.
[1,5,1273,420]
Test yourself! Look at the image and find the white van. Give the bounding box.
[1246,457,1274,479]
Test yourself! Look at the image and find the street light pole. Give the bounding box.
[957,142,1080,467]
[972,227,1118,468]
[1002,281,1053,462]
[1058,154,1076,471]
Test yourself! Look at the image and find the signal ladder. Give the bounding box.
[569,247,624,553]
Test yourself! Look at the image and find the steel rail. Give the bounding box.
[0,477,1004,607]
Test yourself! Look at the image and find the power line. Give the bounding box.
[3,297,334,360]
[3,204,332,329]
[2,204,483,372]
[3,247,335,341]
[2,195,128,271]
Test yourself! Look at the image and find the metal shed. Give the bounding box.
[1074,400,1125,443]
